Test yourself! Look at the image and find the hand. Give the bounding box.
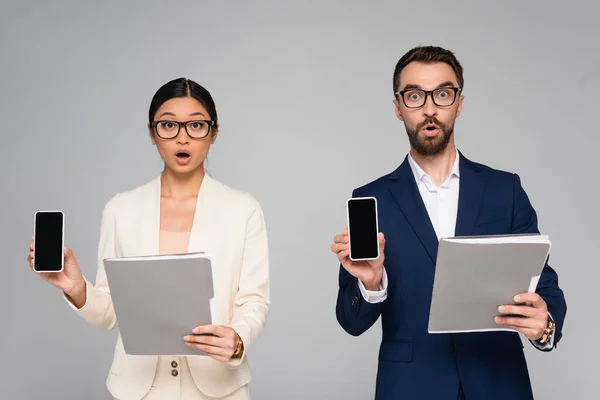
[494,293,549,341]
[27,236,86,300]
[184,325,240,362]
[331,228,386,290]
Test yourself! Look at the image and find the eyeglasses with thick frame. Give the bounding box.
[150,119,216,139]
[394,87,462,108]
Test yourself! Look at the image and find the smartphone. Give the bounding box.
[346,197,380,261]
[33,211,64,273]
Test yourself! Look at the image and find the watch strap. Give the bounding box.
[539,319,555,344]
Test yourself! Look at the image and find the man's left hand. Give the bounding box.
[184,325,239,362]
[495,293,549,341]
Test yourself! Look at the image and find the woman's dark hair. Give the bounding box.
[393,46,464,95]
[148,78,218,127]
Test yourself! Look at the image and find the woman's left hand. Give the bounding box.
[184,325,240,362]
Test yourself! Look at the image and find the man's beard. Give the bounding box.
[406,117,454,156]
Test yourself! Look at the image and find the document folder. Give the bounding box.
[103,252,215,356]
[428,234,551,334]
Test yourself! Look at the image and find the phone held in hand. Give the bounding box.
[33,211,64,273]
[346,197,380,261]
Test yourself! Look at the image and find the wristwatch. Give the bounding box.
[232,334,244,359]
[539,318,555,344]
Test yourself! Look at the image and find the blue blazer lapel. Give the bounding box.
[388,157,439,263]
[454,151,486,237]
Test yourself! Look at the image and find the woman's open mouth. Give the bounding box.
[175,150,191,165]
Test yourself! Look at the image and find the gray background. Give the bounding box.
[1,0,597,398]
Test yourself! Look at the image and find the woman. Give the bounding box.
[27,78,270,400]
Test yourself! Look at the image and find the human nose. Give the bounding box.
[176,123,189,144]
[422,92,438,118]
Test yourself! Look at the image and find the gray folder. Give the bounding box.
[103,252,214,355]
[428,234,551,333]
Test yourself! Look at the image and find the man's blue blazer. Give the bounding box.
[336,151,567,400]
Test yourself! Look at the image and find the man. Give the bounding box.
[331,46,566,400]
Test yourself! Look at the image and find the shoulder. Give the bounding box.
[351,170,397,196]
[461,154,520,187]
[207,175,264,215]
[99,177,158,216]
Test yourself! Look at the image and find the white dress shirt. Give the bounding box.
[356,150,553,349]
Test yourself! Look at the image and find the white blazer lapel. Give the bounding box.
[187,173,226,325]
[187,173,214,255]
[146,175,161,256]
[128,175,161,257]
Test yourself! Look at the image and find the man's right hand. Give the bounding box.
[28,236,87,307]
[331,228,386,291]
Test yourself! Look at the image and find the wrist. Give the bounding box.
[65,277,86,298]
[362,269,383,291]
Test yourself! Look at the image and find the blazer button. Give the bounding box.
[171,369,178,377]
[352,296,359,307]
[171,361,178,368]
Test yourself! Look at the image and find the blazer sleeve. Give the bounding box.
[511,173,567,350]
[62,193,119,330]
[335,188,384,336]
[225,194,270,367]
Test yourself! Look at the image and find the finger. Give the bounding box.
[331,242,348,254]
[191,324,220,336]
[513,293,545,308]
[378,232,386,252]
[338,249,349,261]
[494,315,536,329]
[184,334,225,347]
[497,305,536,318]
[185,341,229,357]
[333,234,348,244]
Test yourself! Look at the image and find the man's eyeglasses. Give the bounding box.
[151,120,215,139]
[395,87,462,108]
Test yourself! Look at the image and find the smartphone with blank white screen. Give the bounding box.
[33,211,64,273]
[346,197,380,261]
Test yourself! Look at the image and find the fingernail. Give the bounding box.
[494,317,501,323]
[498,306,506,312]
[183,335,190,341]
[514,295,521,302]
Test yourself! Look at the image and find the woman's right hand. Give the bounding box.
[28,236,86,301]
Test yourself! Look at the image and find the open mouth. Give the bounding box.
[424,124,439,131]
[176,151,190,159]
